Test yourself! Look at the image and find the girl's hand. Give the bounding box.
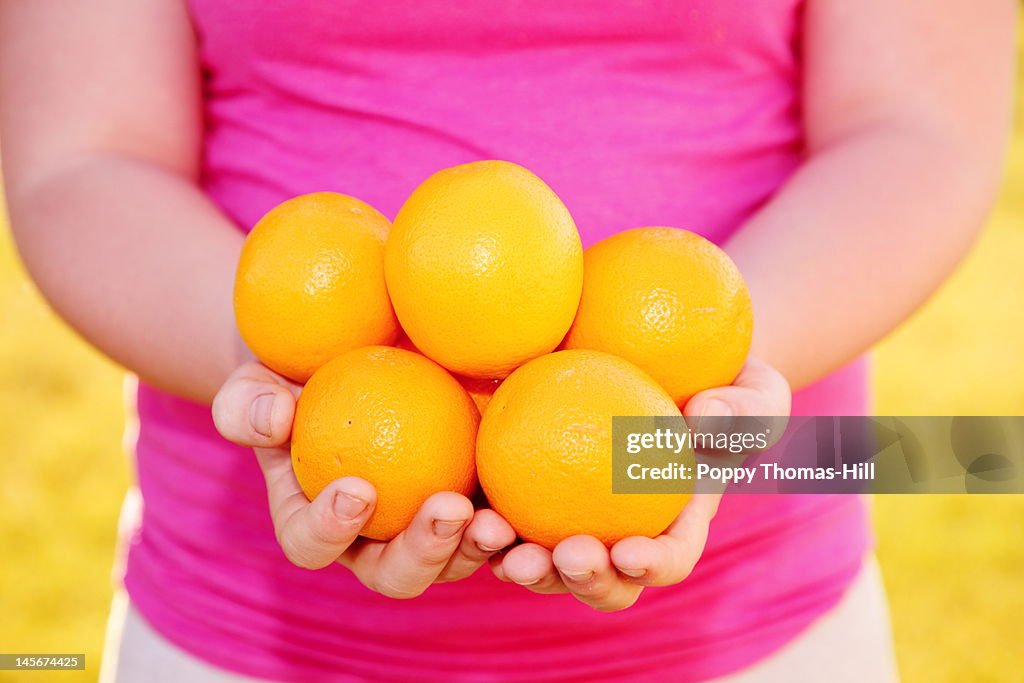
[490,358,791,611]
[211,362,517,598]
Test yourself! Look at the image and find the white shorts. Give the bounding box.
[101,556,898,683]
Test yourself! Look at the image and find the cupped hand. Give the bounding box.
[211,362,517,598]
[490,357,791,611]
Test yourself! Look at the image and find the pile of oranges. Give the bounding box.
[234,161,752,547]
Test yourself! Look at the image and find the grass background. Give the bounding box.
[1,33,1022,683]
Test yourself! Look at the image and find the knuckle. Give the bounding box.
[568,579,607,598]
[657,563,692,587]
[307,506,355,546]
[438,561,479,584]
[679,556,699,580]
[577,581,606,598]
[660,540,692,583]
[594,597,637,613]
[593,602,625,613]
[280,537,320,570]
[412,541,458,569]
[374,577,426,600]
[434,570,459,584]
[664,547,697,582]
[592,588,643,613]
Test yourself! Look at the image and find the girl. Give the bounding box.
[1,1,1015,681]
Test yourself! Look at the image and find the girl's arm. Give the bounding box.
[495,0,1018,611]
[1,0,240,404]
[729,0,1018,390]
[1,0,513,590]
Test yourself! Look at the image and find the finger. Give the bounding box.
[212,362,300,448]
[684,357,791,425]
[344,492,474,599]
[271,476,376,570]
[496,543,568,594]
[488,551,509,581]
[552,535,643,611]
[684,359,791,483]
[437,508,517,582]
[610,493,719,586]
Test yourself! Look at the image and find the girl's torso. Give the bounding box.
[124,2,870,681]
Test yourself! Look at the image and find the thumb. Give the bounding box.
[683,357,791,421]
[682,357,791,457]
[212,362,298,447]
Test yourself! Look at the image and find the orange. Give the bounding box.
[395,334,500,413]
[234,192,399,383]
[476,350,690,549]
[291,346,479,541]
[385,160,583,379]
[563,227,753,405]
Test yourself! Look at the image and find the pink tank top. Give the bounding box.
[124,2,871,680]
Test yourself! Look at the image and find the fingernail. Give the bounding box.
[513,577,540,586]
[618,567,647,578]
[433,519,467,539]
[334,492,368,520]
[560,569,595,583]
[477,543,503,553]
[249,393,276,437]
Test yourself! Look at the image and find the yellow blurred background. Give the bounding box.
[1,37,1023,683]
